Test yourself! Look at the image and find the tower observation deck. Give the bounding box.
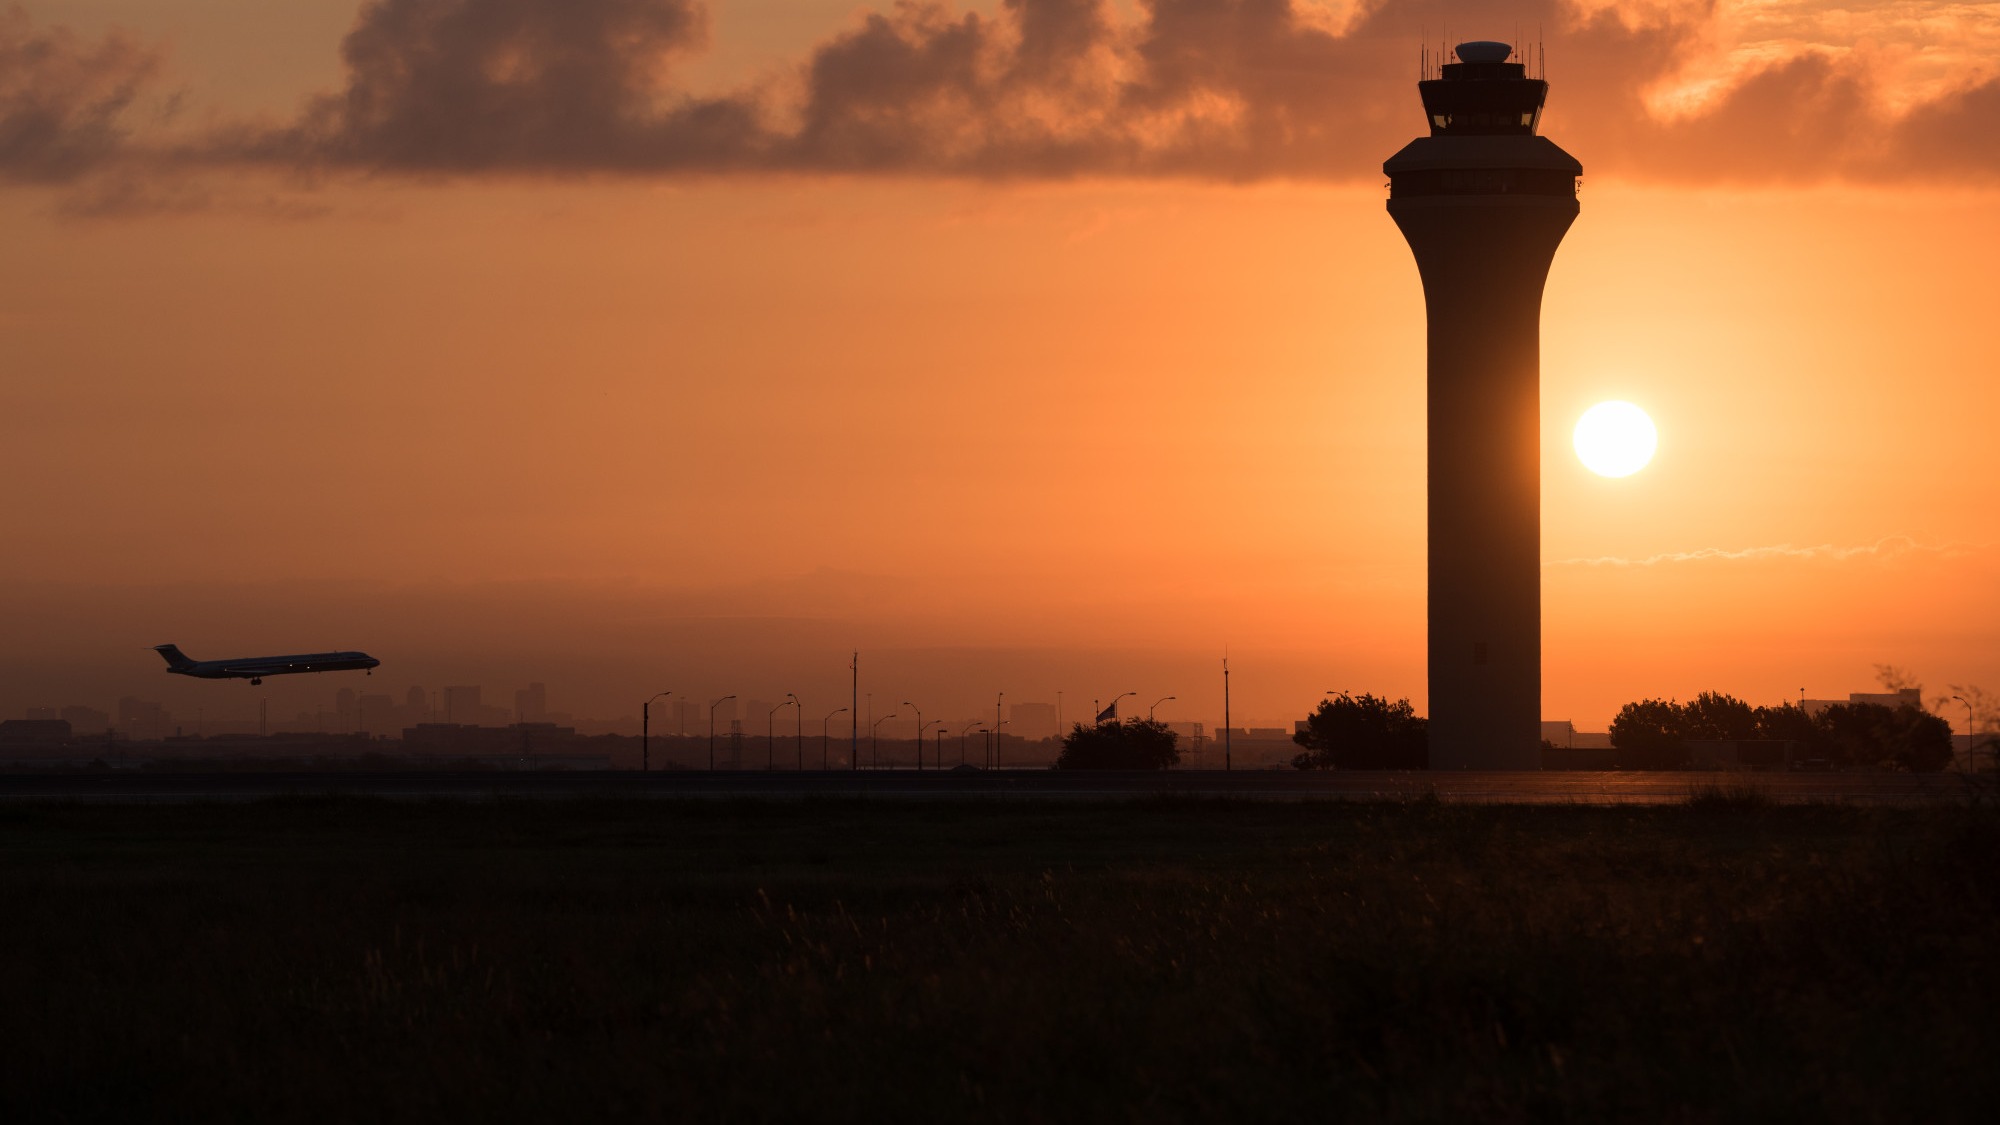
[1384,42,1581,770]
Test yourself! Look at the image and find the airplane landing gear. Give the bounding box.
[251,677,263,686]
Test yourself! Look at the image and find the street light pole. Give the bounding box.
[822,707,848,770]
[642,690,671,772]
[789,693,802,770]
[768,700,790,770]
[708,695,735,771]
[902,702,924,771]
[960,720,981,766]
[1223,657,1231,772]
[1149,695,1176,722]
[872,713,898,770]
[1098,691,1136,723]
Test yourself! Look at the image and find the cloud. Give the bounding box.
[0,7,163,183]
[1547,536,1971,567]
[12,0,2000,193]
[254,0,767,172]
[1892,75,2000,175]
[259,0,1414,179]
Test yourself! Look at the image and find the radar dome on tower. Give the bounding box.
[1455,41,1512,64]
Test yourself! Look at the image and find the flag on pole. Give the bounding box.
[1095,701,1117,723]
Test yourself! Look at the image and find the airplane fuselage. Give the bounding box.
[154,645,379,686]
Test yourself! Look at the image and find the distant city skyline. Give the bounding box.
[19,675,1297,745]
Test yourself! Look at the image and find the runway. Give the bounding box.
[0,769,1984,805]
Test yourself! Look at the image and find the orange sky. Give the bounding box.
[3,1,1996,732]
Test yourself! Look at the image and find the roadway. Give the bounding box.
[0,769,1985,805]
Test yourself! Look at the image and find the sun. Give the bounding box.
[1573,401,1657,478]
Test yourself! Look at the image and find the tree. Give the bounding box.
[1807,702,1950,772]
[1816,703,1882,768]
[1683,691,1758,741]
[1753,703,1818,746]
[1880,704,1954,773]
[1291,693,1427,770]
[1054,718,1179,770]
[1610,692,1956,772]
[1609,698,1688,767]
[1875,664,1922,693]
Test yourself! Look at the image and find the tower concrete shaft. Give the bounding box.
[1384,41,1580,770]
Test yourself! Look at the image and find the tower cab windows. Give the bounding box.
[1417,41,1548,137]
[1431,111,1542,131]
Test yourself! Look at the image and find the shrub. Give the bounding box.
[1054,719,1179,770]
[1291,693,1427,770]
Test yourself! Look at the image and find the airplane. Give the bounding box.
[153,644,380,686]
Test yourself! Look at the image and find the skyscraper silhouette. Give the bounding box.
[1385,41,1580,770]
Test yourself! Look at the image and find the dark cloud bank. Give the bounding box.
[6,0,1998,193]
[0,8,161,182]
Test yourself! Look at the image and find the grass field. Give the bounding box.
[3,796,1996,1122]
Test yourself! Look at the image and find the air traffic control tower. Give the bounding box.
[1385,41,1580,770]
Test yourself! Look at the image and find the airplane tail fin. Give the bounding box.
[153,644,195,671]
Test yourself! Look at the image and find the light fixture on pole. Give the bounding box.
[642,690,671,772]
[1095,691,1136,723]
[872,713,898,770]
[902,702,924,771]
[788,693,802,770]
[708,695,735,771]
[821,707,848,770]
[960,719,981,767]
[1149,695,1176,722]
[768,700,790,771]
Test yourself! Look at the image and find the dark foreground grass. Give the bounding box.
[1,798,1995,1123]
